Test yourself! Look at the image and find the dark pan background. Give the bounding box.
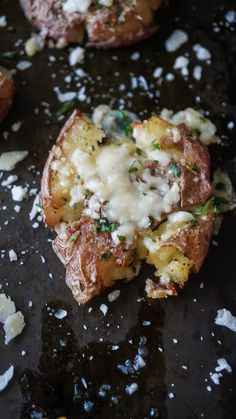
[0,0,236,418]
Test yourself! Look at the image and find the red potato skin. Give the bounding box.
[177,124,213,209]
[20,0,163,48]
[163,213,215,272]
[0,72,15,122]
[53,216,136,304]
[41,109,82,228]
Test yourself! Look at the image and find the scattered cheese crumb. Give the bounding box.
[69,47,85,66]
[193,44,211,61]
[0,151,28,171]
[4,311,25,344]
[8,249,17,262]
[0,294,16,323]
[165,30,188,52]
[0,366,14,392]
[54,309,67,319]
[16,61,32,71]
[108,290,120,302]
[0,16,7,27]
[11,185,28,202]
[215,308,236,332]
[100,304,108,316]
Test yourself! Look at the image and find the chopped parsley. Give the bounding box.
[70,233,78,242]
[35,203,43,209]
[92,220,117,235]
[100,252,113,260]
[151,140,161,150]
[2,51,16,59]
[136,147,142,155]
[84,189,90,198]
[192,196,222,219]
[191,163,198,173]
[117,235,125,242]
[171,163,181,177]
[92,225,100,235]
[129,161,138,173]
[189,219,198,228]
[57,99,77,116]
[118,110,132,136]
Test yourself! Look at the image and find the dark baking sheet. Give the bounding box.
[0,0,236,418]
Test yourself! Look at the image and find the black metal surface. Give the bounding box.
[0,1,236,418]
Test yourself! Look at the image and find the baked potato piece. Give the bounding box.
[53,216,138,304]
[0,67,15,123]
[41,108,215,304]
[143,212,215,298]
[20,0,164,48]
[41,110,104,227]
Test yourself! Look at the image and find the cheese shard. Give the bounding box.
[215,308,236,332]
[0,151,28,171]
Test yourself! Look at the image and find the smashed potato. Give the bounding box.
[41,107,216,304]
[20,0,164,48]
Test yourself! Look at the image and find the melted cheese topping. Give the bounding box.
[160,107,219,145]
[69,141,180,242]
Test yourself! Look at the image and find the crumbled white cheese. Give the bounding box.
[215,358,232,373]
[168,211,194,224]
[153,67,163,78]
[8,249,17,262]
[193,44,211,61]
[126,383,138,395]
[174,56,189,69]
[108,290,120,302]
[193,65,202,81]
[0,366,14,392]
[54,309,67,319]
[69,46,85,66]
[0,151,28,171]
[0,294,16,323]
[100,304,108,316]
[215,308,236,332]
[54,86,77,103]
[0,16,7,27]
[29,194,40,221]
[130,52,140,61]
[225,10,236,23]
[63,0,92,14]
[160,108,219,145]
[165,30,188,52]
[1,175,18,187]
[12,121,22,132]
[168,392,175,399]
[16,61,32,71]
[25,34,44,57]
[4,311,25,344]
[11,185,28,202]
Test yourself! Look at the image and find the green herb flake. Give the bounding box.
[171,163,181,177]
[118,109,132,136]
[151,140,161,150]
[93,225,100,235]
[91,145,95,152]
[136,147,142,156]
[129,161,138,173]
[189,219,198,228]
[35,203,43,209]
[191,163,198,173]
[100,252,113,260]
[118,235,125,242]
[70,233,78,242]
[2,51,16,59]
[108,223,116,233]
[84,189,90,198]
[143,192,147,196]
[57,99,76,116]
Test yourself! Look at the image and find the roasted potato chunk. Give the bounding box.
[0,68,15,123]
[41,108,216,304]
[20,0,164,48]
[53,216,138,304]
